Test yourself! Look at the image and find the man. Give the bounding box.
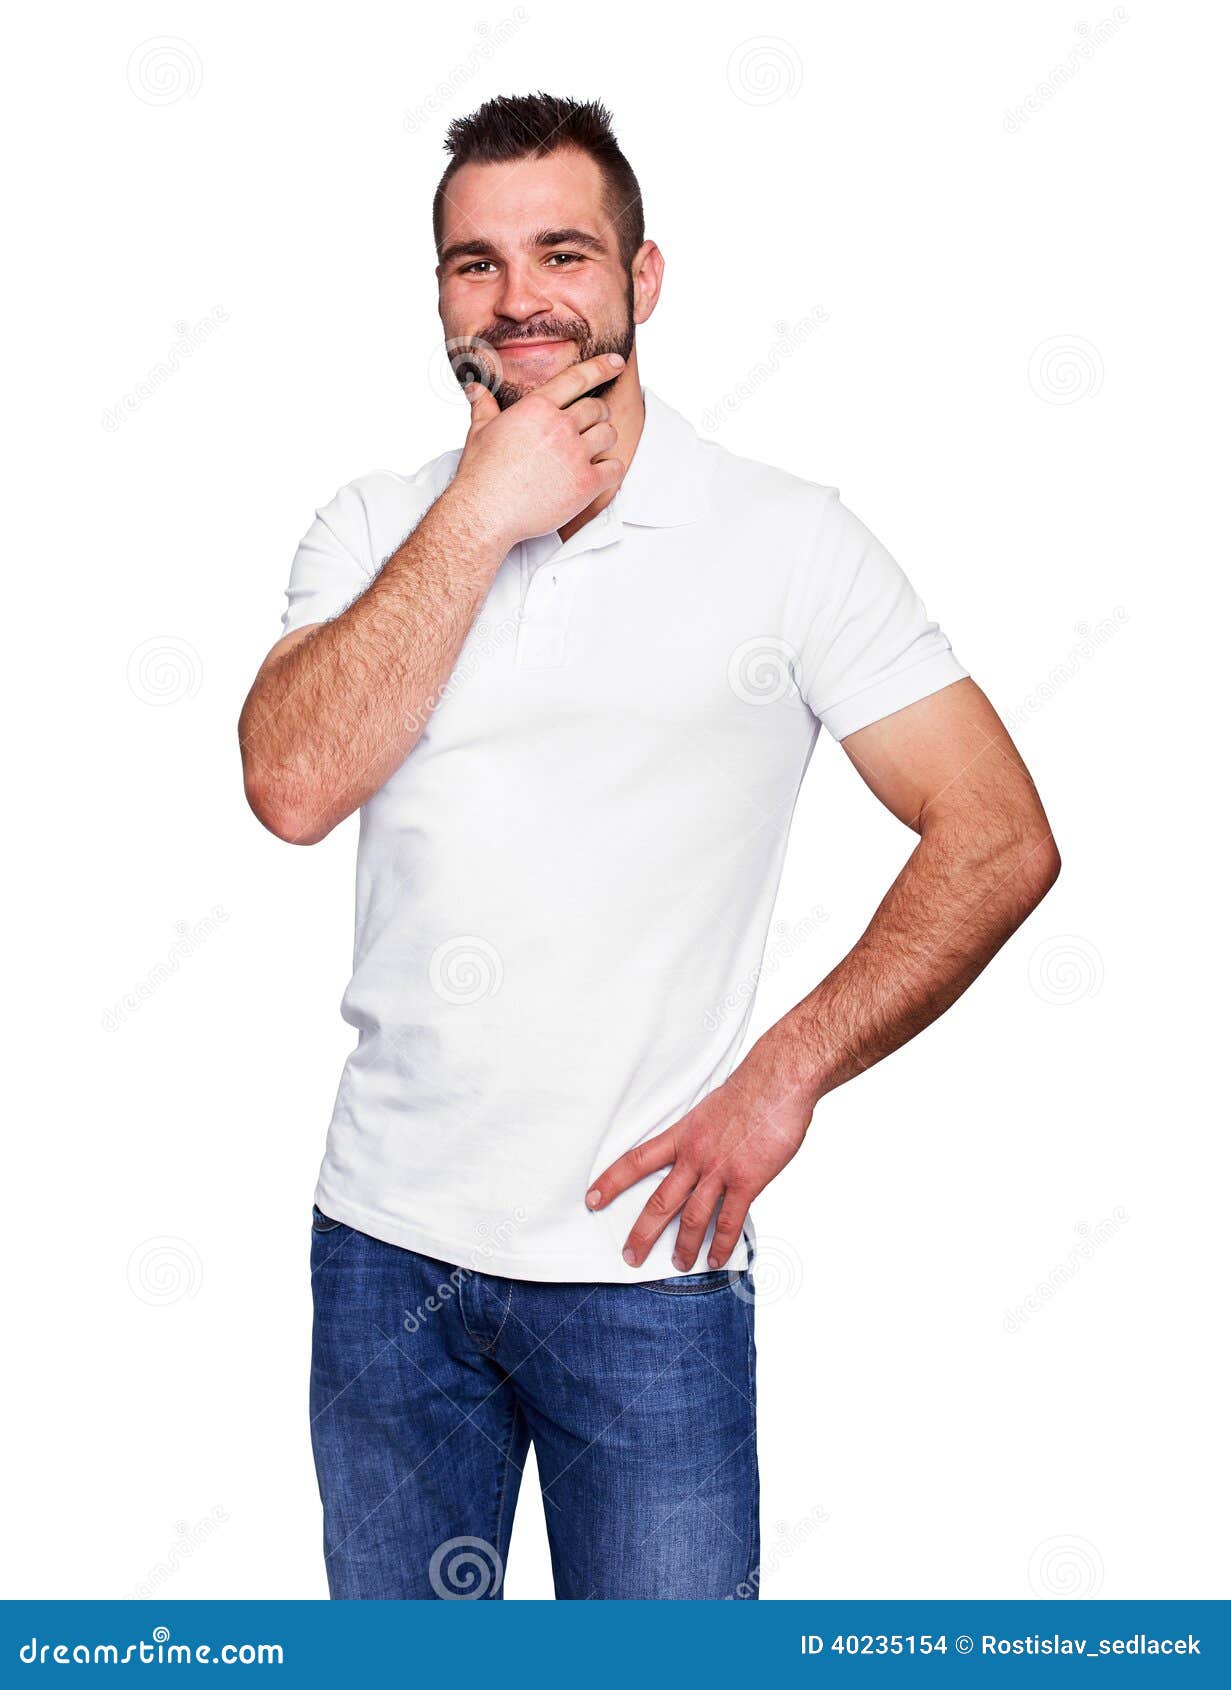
[239,93,1059,1601]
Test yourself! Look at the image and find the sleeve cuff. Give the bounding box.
[821,650,970,741]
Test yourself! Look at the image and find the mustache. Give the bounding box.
[479,320,586,348]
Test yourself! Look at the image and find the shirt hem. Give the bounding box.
[312,1183,751,1285]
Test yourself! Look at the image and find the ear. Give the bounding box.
[630,240,665,327]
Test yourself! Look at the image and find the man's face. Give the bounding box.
[436,148,639,409]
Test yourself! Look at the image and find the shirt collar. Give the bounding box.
[612,387,713,529]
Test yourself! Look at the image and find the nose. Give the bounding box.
[492,258,555,327]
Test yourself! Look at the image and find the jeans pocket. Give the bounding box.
[311,1205,345,1233]
[639,1268,733,1297]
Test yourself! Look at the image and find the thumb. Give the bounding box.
[464,380,501,434]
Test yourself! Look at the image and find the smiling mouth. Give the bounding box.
[497,339,573,357]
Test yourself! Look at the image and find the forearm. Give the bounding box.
[746,814,1061,1113]
[240,483,507,843]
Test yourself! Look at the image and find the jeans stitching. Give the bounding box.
[490,1396,524,1584]
[743,1290,759,1596]
[638,1276,733,1298]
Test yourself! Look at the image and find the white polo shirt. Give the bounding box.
[281,388,967,1281]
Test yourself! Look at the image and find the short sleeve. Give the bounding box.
[796,492,968,740]
[280,482,376,638]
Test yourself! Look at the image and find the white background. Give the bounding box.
[3,0,1227,1602]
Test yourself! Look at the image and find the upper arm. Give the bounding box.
[838,678,1057,862]
[281,482,376,639]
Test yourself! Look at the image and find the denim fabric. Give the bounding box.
[309,1207,759,1599]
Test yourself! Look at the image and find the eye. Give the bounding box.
[458,260,497,276]
[545,252,584,267]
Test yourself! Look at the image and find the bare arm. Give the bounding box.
[239,483,508,844]
[589,678,1062,1269]
[239,352,627,844]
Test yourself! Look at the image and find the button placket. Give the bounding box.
[514,513,622,669]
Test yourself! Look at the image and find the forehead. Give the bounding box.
[439,147,609,251]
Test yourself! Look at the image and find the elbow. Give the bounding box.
[1010,825,1062,914]
[242,765,332,847]
[1021,831,1061,912]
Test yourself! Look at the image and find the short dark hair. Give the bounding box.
[433,93,644,269]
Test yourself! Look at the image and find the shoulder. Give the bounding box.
[694,427,843,544]
[307,446,463,567]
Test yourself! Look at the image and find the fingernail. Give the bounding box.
[585,1187,602,1209]
[609,353,625,366]
[707,1254,719,1269]
[672,1253,687,1271]
[622,1247,637,1265]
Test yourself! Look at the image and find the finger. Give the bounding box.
[580,421,617,460]
[671,1180,724,1271]
[621,1164,697,1267]
[590,457,625,490]
[536,351,626,409]
[464,380,501,433]
[707,1190,752,1269]
[586,1128,675,1209]
[568,396,609,433]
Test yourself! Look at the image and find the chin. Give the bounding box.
[494,360,575,410]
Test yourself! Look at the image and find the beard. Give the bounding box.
[447,285,635,411]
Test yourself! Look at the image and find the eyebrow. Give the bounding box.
[438,226,609,268]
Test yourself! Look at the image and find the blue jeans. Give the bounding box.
[309,1207,759,1599]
